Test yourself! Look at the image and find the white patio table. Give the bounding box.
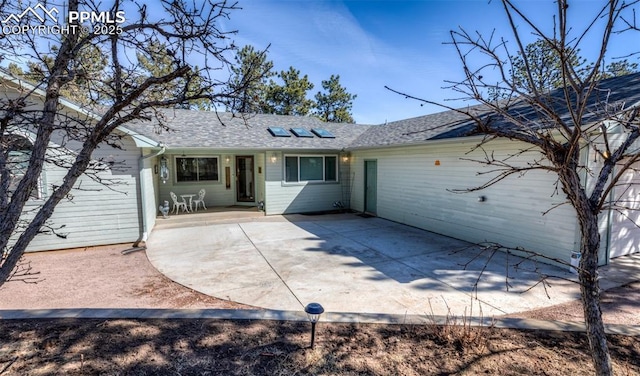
[180,194,195,212]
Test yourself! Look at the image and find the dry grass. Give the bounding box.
[424,297,495,354]
[0,318,638,375]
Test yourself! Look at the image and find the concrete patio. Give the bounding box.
[146,213,640,318]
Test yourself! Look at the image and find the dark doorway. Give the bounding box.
[236,156,255,202]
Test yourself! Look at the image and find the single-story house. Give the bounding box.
[4,71,640,266]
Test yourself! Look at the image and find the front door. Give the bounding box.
[236,156,255,202]
[364,160,377,214]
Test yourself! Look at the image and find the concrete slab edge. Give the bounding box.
[0,309,638,336]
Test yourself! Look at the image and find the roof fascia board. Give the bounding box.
[162,147,344,153]
[347,134,488,151]
[116,126,161,148]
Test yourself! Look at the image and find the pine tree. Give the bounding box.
[226,45,274,113]
[314,74,357,123]
[262,67,315,116]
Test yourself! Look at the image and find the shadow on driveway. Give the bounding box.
[146,213,584,317]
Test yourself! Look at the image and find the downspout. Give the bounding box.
[133,142,166,247]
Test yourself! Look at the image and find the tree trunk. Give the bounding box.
[0,145,94,284]
[577,208,612,376]
[557,160,612,376]
[0,0,80,286]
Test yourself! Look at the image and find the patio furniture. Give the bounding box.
[180,193,195,212]
[192,188,207,211]
[170,192,189,214]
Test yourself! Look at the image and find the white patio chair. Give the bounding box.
[192,188,207,211]
[170,192,189,214]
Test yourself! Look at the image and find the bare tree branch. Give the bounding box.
[0,0,265,287]
[387,1,640,374]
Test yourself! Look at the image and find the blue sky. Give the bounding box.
[222,1,639,124]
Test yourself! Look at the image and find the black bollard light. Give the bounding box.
[304,302,324,349]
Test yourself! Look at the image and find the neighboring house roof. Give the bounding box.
[121,109,372,150]
[350,72,640,149]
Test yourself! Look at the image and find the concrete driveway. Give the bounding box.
[146,213,609,317]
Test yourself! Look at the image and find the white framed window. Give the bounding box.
[175,156,219,182]
[284,155,338,183]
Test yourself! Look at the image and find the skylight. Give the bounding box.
[290,128,314,138]
[311,128,335,138]
[267,127,291,137]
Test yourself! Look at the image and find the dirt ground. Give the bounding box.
[0,244,638,375]
[0,244,248,310]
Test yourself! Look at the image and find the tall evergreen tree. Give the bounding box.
[136,39,209,109]
[601,60,639,78]
[5,35,108,106]
[262,67,315,116]
[226,45,274,113]
[509,39,638,95]
[510,39,589,94]
[314,74,357,123]
[489,38,638,101]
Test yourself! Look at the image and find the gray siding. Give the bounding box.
[157,151,267,211]
[350,138,578,262]
[26,134,142,251]
[158,152,233,209]
[264,151,348,215]
[255,153,266,205]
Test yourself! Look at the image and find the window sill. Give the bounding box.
[281,181,339,187]
[174,180,221,185]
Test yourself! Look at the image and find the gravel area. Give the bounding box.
[0,244,250,310]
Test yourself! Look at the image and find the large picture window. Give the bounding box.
[284,155,337,183]
[175,156,219,182]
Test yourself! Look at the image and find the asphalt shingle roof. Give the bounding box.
[351,72,640,149]
[121,73,640,151]
[122,110,371,150]
[349,104,489,149]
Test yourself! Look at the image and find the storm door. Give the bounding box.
[236,156,255,202]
